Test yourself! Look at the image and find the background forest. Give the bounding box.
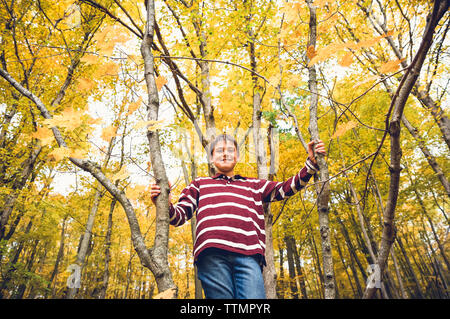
[0,0,448,299]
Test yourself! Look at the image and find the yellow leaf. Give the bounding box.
[127,96,142,115]
[126,184,149,201]
[111,166,129,182]
[268,73,281,87]
[98,61,119,76]
[48,147,71,162]
[331,121,358,139]
[155,76,167,91]
[379,58,406,74]
[352,75,379,88]
[315,0,330,7]
[80,54,98,65]
[101,125,118,142]
[32,127,54,146]
[85,116,103,126]
[355,31,395,49]
[308,43,347,67]
[42,108,85,130]
[77,77,96,91]
[339,52,353,67]
[134,120,165,131]
[69,148,87,159]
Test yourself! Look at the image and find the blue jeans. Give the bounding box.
[196,248,266,299]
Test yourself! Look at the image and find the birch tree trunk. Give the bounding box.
[363,0,449,298]
[141,0,177,295]
[66,182,103,299]
[305,0,335,299]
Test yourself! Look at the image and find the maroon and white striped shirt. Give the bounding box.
[169,158,319,263]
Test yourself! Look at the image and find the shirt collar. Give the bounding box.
[212,173,247,180]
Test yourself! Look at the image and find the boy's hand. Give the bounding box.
[150,182,172,204]
[307,140,326,165]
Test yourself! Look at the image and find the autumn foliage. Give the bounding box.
[0,0,448,299]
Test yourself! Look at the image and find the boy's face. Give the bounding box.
[211,140,239,174]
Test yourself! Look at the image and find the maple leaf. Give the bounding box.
[331,121,358,139]
[111,166,129,182]
[127,96,143,115]
[339,52,353,67]
[70,148,87,159]
[379,58,406,74]
[48,147,71,162]
[80,54,98,65]
[308,43,347,67]
[155,76,168,91]
[42,107,85,131]
[101,125,118,142]
[32,127,54,146]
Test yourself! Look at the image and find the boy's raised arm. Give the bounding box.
[260,140,326,203]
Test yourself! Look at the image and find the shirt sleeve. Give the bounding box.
[260,157,319,203]
[169,179,200,227]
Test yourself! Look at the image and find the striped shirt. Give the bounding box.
[169,158,319,263]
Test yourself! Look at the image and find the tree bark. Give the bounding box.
[141,0,177,295]
[0,144,42,241]
[306,0,336,299]
[284,235,299,298]
[46,216,67,298]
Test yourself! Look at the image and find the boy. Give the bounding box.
[150,134,326,298]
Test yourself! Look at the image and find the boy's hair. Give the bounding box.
[209,134,240,158]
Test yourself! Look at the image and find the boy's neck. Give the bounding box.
[216,170,234,177]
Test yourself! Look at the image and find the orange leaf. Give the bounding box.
[379,58,405,74]
[331,121,358,139]
[32,127,54,146]
[155,76,167,91]
[339,52,353,67]
[101,125,118,141]
[306,45,317,60]
[48,147,71,162]
[127,96,142,115]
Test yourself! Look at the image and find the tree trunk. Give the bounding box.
[277,242,285,298]
[97,197,115,299]
[284,236,299,298]
[66,182,103,299]
[141,0,177,296]
[292,238,308,299]
[334,231,361,297]
[46,216,67,298]
[308,223,324,298]
[363,0,449,298]
[0,144,42,241]
[396,236,425,298]
[306,0,335,299]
